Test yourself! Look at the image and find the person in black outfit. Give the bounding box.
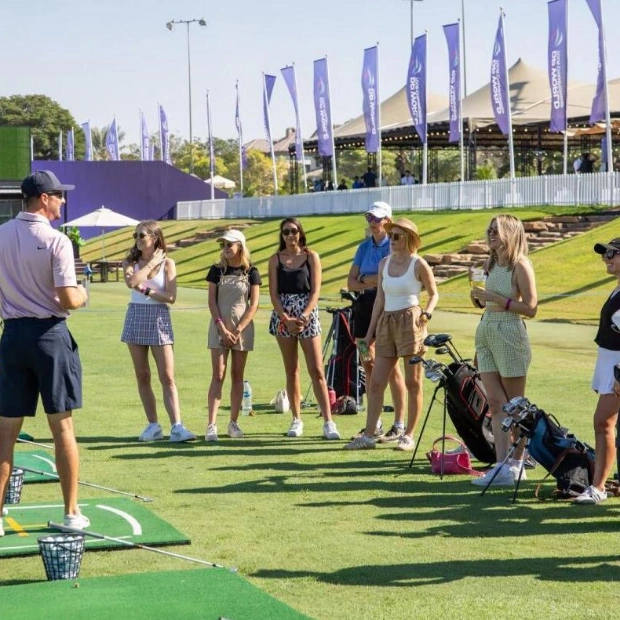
[362,167,377,188]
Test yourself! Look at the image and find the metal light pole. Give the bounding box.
[166,18,206,175]
[403,0,424,48]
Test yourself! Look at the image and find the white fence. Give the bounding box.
[176,171,620,220]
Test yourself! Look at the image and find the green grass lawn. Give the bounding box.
[2,283,619,619]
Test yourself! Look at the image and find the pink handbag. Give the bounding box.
[426,435,483,476]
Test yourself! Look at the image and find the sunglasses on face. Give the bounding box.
[604,249,620,260]
[487,226,499,234]
[388,232,404,241]
[133,232,152,239]
[45,191,64,199]
[219,241,236,249]
[365,214,383,224]
[282,228,299,236]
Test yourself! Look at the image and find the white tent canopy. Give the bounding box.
[205,175,236,190]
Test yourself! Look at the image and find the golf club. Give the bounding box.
[48,521,238,572]
[17,437,54,450]
[20,466,154,502]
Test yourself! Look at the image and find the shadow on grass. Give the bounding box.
[251,555,620,585]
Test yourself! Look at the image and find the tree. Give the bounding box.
[0,94,78,160]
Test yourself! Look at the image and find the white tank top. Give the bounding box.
[382,255,421,311]
[130,262,166,305]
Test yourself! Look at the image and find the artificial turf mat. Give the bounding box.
[14,450,57,483]
[0,497,189,558]
[1,567,310,619]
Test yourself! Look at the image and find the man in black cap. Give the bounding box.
[0,170,90,535]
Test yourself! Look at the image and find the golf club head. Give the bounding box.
[435,346,449,355]
[424,333,452,348]
[409,356,424,365]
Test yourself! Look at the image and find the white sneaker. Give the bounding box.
[573,485,608,505]
[1,507,7,516]
[471,464,514,487]
[323,421,341,440]
[227,420,244,438]
[138,422,163,442]
[287,418,304,437]
[169,423,196,443]
[395,435,415,451]
[510,465,527,482]
[343,435,376,450]
[63,512,90,530]
[205,424,218,442]
[0,519,4,537]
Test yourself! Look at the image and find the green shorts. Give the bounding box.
[475,312,531,377]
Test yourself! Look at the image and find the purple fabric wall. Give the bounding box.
[36,161,227,237]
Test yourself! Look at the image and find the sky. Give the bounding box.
[2,0,620,150]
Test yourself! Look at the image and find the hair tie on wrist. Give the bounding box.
[215,317,223,324]
[505,298,512,311]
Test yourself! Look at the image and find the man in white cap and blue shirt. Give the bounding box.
[0,170,90,535]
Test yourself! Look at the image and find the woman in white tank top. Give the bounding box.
[344,218,439,452]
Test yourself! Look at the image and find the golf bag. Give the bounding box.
[443,361,496,464]
[324,306,365,404]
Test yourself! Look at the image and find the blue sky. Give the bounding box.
[1,0,619,148]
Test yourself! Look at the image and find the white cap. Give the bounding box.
[365,201,392,220]
[216,229,246,247]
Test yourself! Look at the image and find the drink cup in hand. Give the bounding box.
[470,268,487,289]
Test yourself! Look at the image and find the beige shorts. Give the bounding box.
[375,306,427,358]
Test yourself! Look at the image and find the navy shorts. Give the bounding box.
[0,317,82,417]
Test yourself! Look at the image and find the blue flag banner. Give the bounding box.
[443,23,461,144]
[313,58,334,157]
[263,74,277,146]
[361,46,380,153]
[159,104,171,164]
[105,118,119,161]
[490,14,510,135]
[586,0,606,123]
[81,121,92,161]
[547,0,568,132]
[281,65,304,159]
[407,34,427,145]
[66,128,74,161]
[140,111,150,161]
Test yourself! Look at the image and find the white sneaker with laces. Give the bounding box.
[138,422,163,442]
[343,435,376,450]
[471,464,514,487]
[573,485,608,505]
[63,512,91,530]
[227,420,244,438]
[206,424,218,442]
[287,418,304,437]
[323,421,341,440]
[169,423,196,443]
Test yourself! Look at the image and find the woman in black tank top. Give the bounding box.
[268,218,340,441]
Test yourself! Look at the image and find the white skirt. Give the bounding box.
[591,347,620,394]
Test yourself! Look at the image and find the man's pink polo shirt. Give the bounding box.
[0,211,77,319]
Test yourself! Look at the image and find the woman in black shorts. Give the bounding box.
[268,218,340,440]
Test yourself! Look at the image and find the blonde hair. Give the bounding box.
[219,244,251,272]
[487,214,528,271]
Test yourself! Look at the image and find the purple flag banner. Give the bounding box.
[547,0,568,132]
[586,0,606,123]
[406,34,427,145]
[66,128,74,161]
[105,118,120,161]
[443,23,461,143]
[490,14,510,135]
[140,110,150,161]
[263,74,277,146]
[313,58,334,157]
[361,46,380,153]
[281,65,304,158]
[81,121,92,161]
[159,104,171,164]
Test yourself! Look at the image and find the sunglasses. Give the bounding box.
[282,228,299,236]
[365,213,383,224]
[487,226,499,234]
[133,232,152,239]
[388,232,404,241]
[45,191,64,199]
[604,248,620,260]
[219,241,236,248]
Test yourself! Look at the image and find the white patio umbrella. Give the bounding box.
[205,174,236,190]
[63,206,140,259]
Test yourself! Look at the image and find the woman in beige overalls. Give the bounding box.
[206,230,261,442]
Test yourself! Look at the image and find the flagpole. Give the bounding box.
[500,9,516,199]
[376,42,383,189]
[457,20,465,206]
[562,0,569,176]
[263,72,278,195]
[325,55,338,187]
[422,31,428,186]
[206,91,215,200]
[236,81,244,197]
[599,1,613,174]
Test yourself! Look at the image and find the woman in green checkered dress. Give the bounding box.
[469,215,538,487]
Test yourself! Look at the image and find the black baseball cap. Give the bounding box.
[594,238,620,255]
[21,170,75,198]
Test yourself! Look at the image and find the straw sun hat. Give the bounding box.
[384,217,421,249]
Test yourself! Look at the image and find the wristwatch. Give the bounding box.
[420,311,432,321]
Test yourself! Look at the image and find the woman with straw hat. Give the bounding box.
[344,217,438,451]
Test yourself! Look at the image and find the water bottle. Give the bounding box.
[242,380,253,415]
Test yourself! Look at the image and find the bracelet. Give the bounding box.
[144,287,152,297]
[505,298,512,311]
[214,317,223,325]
